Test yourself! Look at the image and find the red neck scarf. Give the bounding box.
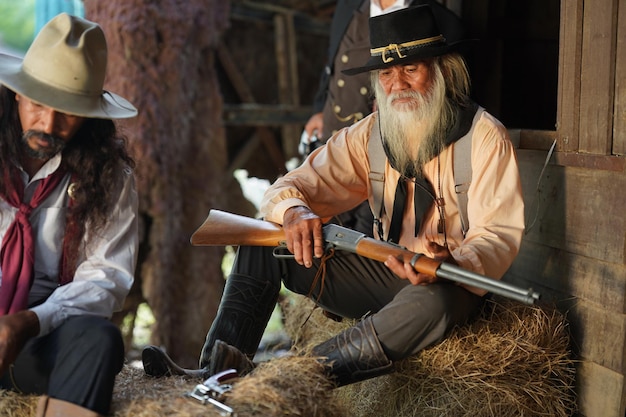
[0,166,68,315]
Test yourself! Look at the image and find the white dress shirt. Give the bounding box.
[370,0,410,17]
[0,153,138,336]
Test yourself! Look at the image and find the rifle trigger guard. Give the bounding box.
[272,245,335,260]
[273,246,294,259]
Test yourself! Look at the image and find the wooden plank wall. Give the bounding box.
[578,0,618,154]
[614,0,626,155]
[556,0,582,152]
[510,153,626,417]
[506,1,626,416]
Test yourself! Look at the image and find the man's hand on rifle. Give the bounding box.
[283,206,324,268]
[385,241,454,286]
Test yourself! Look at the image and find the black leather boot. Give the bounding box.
[311,316,394,387]
[198,273,280,367]
[142,273,279,378]
[208,339,256,376]
[142,345,208,378]
[207,317,393,385]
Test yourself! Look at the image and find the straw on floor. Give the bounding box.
[1,295,576,417]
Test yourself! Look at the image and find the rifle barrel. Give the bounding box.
[323,224,539,305]
[436,263,540,305]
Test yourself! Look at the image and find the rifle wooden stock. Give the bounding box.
[191,209,285,247]
[191,209,540,305]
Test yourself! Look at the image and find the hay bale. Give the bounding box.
[225,355,347,417]
[280,293,357,348]
[1,355,346,417]
[0,390,38,417]
[113,355,347,417]
[283,294,577,417]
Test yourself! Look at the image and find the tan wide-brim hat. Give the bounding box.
[0,13,137,119]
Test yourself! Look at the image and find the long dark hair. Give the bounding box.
[0,85,135,275]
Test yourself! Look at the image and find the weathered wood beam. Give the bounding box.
[613,0,626,155]
[517,149,626,264]
[553,152,626,172]
[512,129,557,150]
[222,103,313,126]
[517,129,626,171]
[274,12,301,159]
[215,44,287,173]
[557,0,583,153]
[225,126,287,176]
[216,43,255,103]
[578,0,618,154]
[230,1,330,35]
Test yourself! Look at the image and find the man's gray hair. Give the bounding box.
[435,53,471,104]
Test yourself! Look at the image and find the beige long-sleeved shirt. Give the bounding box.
[261,110,524,294]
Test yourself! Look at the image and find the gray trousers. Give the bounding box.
[232,246,484,361]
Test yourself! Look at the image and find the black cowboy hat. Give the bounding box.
[343,4,473,75]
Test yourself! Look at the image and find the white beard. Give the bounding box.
[374,66,452,177]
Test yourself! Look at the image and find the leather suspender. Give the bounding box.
[368,116,386,240]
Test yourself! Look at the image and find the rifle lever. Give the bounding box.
[271,239,342,261]
[272,245,294,259]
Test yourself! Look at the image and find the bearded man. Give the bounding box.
[0,13,138,417]
[143,4,524,387]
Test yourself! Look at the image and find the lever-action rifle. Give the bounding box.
[190,209,540,305]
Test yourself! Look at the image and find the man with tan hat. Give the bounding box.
[143,4,524,388]
[0,13,138,417]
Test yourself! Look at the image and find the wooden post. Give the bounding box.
[216,43,286,174]
[613,0,626,155]
[578,0,618,154]
[274,12,301,162]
